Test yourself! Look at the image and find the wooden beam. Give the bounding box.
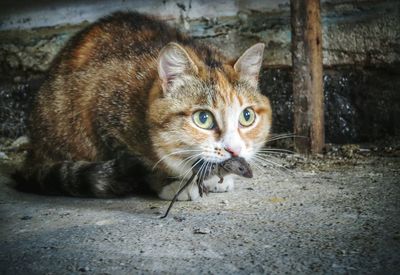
[290,0,325,154]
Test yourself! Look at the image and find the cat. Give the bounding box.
[17,11,272,200]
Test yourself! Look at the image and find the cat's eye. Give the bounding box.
[192,110,215,129]
[239,107,256,127]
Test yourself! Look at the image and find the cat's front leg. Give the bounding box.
[158,180,201,201]
[204,175,235,193]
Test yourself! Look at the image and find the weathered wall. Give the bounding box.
[1,0,399,78]
[0,0,399,143]
[263,66,400,143]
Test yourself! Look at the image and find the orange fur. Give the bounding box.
[22,12,272,197]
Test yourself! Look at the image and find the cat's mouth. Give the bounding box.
[191,157,253,179]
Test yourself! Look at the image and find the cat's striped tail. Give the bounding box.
[14,155,149,197]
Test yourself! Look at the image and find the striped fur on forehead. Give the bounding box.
[211,70,236,106]
[159,65,268,117]
[181,43,225,71]
[175,67,240,109]
[206,69,265,110]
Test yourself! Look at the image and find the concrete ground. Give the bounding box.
[0,147,399,274]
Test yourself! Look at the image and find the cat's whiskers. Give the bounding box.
[196,160,210,188]
[258,148,295,154]
[266,133,306,143]
[253,153,287,168]
[252,132,305,150]
[168,155,203,180]
[252,143,294,161]
[152,149,203,171]
[249,159,281,174]
[203,160,213,180]
[248,159,264,174]
[251,157,285,175]
[175,158,203,191]
[195,160,207,182]
[248,134,299,177]
[257,150,293,155]
[255,152,291,166]
[174,153,203,175]
[252,153,294,176]
[268,133,297,139]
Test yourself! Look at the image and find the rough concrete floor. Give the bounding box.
[0,148,399,274]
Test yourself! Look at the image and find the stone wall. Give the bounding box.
[1,0,399,78]
[0,0,399,142]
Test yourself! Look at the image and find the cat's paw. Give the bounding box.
[205,175,235,193]
[158,181,200,201]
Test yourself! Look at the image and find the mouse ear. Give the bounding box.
[234,43,265,88]
[158,42,198,93]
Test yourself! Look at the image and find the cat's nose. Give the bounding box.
[224,146,241,157]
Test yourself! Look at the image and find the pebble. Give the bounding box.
[193,227,211,234]
[0,152,8,159]
[78,267,90,272]
[173,216,186,222]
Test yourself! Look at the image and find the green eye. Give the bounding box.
[192,110,215,129]
[239,107,256,127]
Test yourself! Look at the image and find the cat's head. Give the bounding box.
[149,42,271,175]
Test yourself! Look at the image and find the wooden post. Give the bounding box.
[290,0,324,154]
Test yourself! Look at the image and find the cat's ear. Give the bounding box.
[158,42,198,92]
[234,43,265,88]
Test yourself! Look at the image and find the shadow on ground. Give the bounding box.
[0,145,399,274]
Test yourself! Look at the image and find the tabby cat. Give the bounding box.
[18,12,272,200]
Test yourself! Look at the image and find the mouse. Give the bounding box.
[161,157,253,218]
